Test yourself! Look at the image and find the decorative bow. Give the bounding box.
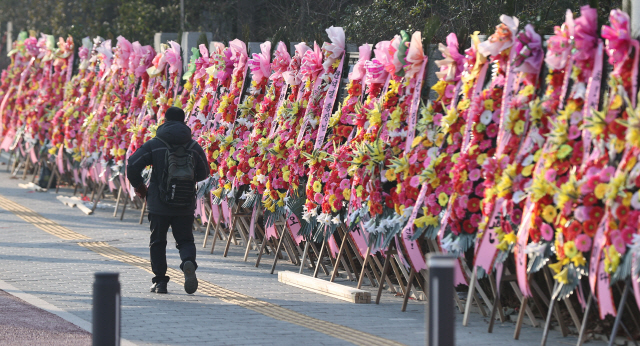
[113,36,132,71]
[349,44,371,81]
[513,24,543,74]
[194,44,211,80]
[544,10,574,71]
[404,31,425,79]
[282,43,308,85]
[300,42,324,82]
[164,41,182,74]
[435,33,464,82]
[573,5,598,66]
[321,26,345,71]
[248,41,271,82]
[229,39,248,71]
[602,9,632,67]
[270,41,291,81]
[478,15,520,58]
[96,39,113,72]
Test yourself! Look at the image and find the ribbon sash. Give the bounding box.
[462,63,489,151]
[314,55,345,150]
[57,145,65,173]
[581,40,604,168]
[404,58,428,153]
[286,213,304,245]
[473,198,503,273]
[496,48,518,153]
[268,82,289,138]
[399,182,429,271]
[295,74,325,144]
[249,203,258,239]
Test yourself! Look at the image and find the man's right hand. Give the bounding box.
[135,183,147,199]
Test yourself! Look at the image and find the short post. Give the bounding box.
[426,254,455,346]
[93,272,121,346]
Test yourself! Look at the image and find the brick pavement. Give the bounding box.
[0,154,606,346]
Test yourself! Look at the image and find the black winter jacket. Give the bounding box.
[127,121,208,216]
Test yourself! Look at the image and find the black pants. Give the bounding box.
[149,213,197,283]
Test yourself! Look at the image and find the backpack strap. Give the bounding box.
[186,140,197,150]
[154,136,173,150]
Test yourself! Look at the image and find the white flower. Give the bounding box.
[317,212,331,225]
[525,242,547,257]
[522,155,534,167]
[255,174,267,184]
[331,216,341,225]
[427,147,439,159]
[572,82,586,100]
[302,211,312,222]
[632,191,640,210]
[629,234,640,252]
[309,207,318,218]
[480,110,492,125]
[513,190,525,204]
[402,206,413,218]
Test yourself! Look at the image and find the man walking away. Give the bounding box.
[127,107,209,294]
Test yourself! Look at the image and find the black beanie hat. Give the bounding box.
[165,106,185,122]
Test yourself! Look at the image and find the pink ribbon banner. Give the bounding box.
[249,203,258,239]
[295,74,325,144]
[286,213,304,245]
[221,200,231,225]
[399,182,429,271]
[581,40,604,168]
[268,82,289,138]
[314,55,345,150]
[404,58,428,153]
[473,198,504,274]
[57,146,65,174]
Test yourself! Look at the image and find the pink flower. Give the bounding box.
[621,227,635,245]
[575,234,592,252]
[475,183,485,197]
[469,169,481,182]
[444,84,456,98]
[479,139,492,151]
[409,153,418,165]
[610,230,626,254]
[486,123,498,138]
[314,193,323,204]
[410,176,420,188]
[512,208,523,225]
[470,213,482,227]
[541,223,554,241]
[568,125,580,139]
[433,114,442,126]
[574,206,588,223]
[461,181,473,194]
[599,166,615,182]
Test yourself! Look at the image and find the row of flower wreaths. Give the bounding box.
[0,5,639,318]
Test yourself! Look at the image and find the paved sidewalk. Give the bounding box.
[0,289,91,346]
[0,155,606,346]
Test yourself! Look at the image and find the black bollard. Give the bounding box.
[92,272,121,346]
[426,254,455,346]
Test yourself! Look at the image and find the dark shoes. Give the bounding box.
[150,281,168,294]
[183,261,198,294]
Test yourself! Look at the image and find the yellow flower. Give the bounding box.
[594,183,607,199]
[571,252,586,267]
[548,261,564,274]
[610,94,623,110]
[117,148,125,156]
[385,169,396,182]
[556,144,573,159]
[282,170,290,182]
[614,138,625,153]
[248,157,255,168]
[553,267,570,285]
[438,192,449,207]
[521,85,535,97]
[563,241,578,259]
[431,80,447,100]
[542,205,557,224]
[476,153,488,166]
[521,165,533,177]
[503,232,517,244]
[412,136,423,149]
[604,245,621,274]
[622,191,632,207]
[513,120,525,135]
[343,188,351,201]
[312,180,322,193]
[484,99,494,111]
[457,99,470,111]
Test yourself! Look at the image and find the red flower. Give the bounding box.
[589,206,604,221]
[616,205,630,222]
[583,193,597,206]
[463,220,475,234]
[564,220,582,241]
[583,219,598,237]
[468,198,480,213]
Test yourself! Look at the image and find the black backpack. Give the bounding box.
[155,137,197,207]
